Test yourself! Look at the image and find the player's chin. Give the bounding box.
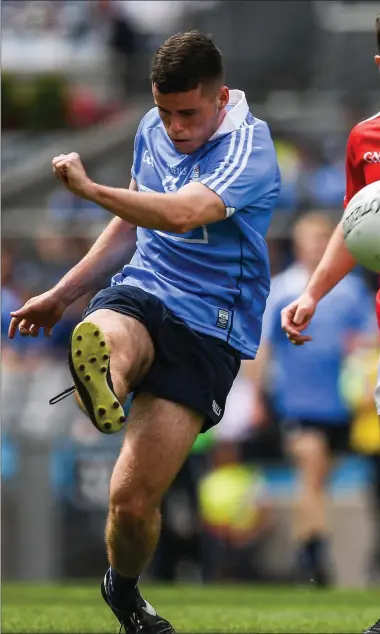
[172,139,200,154]
[174,142,194,154]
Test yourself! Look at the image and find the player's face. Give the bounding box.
[294,224,333,270]
[153,84,229,154]
[375,54,380,71]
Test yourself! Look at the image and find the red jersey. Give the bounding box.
[344,112,380,328]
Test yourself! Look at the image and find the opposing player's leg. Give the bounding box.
[286,428,332,586]
[362,369,380,634]
[102,393,203,632]
[70,309,154,433]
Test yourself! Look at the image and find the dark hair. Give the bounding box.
[150,31,224,94]
[377,15,380,53]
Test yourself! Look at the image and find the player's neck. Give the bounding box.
[217,108,227,130]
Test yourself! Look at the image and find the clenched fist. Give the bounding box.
[280,292,316,346]
[52,152,93,198]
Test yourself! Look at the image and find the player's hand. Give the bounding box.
[8,290,68,340]
[52,152,93,198]
[280,293,316,346]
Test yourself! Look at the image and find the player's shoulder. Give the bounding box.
[213,114,271,149]
[136,107,161,135]
[349,111,380,140]
[245,114,272,141]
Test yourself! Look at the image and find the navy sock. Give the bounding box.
[107,567,139,608]
[302,536,328,570]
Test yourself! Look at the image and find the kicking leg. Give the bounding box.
[70,309,154,433]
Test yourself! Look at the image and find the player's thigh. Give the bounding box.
[109,392,204,515]
[82,309,154,390]
[287,428,331,485]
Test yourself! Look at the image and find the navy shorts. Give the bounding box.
[282,418,351,454]
[83,285,241,432]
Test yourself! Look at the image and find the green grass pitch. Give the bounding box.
[2,582,379,633]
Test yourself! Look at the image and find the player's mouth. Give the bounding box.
[171,138,195,153]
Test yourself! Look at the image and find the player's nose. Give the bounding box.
[169,117,185,135]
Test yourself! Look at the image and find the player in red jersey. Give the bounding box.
[282,16,380,634]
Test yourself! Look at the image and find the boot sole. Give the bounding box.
[69,322,126,434]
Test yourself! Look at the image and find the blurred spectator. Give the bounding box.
[303,159,346,209]
[2,247,28,364]
[48,188,109,224]
[249,212,376,586]
[198,440,272,582]
[273,138,303,211]
[340,336,380,583]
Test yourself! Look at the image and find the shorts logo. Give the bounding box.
[216,308,229,330]
[212,400,222,417]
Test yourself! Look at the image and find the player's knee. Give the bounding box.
[109,484,154,527]
[291,435,329,484]
[292,433,327,463]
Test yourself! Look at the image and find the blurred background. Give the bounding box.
[2,0,380,589]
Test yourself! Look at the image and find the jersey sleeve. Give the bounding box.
[131,137,138,179]
[199,122,280,217]
[344,125,366,208]
[130,116,146,179]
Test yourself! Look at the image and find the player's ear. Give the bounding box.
[217,86,229,110]
[375,55,380,69]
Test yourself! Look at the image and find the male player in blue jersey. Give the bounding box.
[9,31,280,633]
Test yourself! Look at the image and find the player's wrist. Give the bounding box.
[50,284,78,308]
[301,288,321,305]
[81,178,97,201]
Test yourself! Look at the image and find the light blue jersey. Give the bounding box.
[262,264,375,422]
[112,90,280,359]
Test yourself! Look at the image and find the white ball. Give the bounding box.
[342,180,380,273]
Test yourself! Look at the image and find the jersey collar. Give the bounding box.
[209,89,249,141]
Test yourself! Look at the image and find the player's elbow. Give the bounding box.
[166,202,200,234]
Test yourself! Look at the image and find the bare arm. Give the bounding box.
[53,179,137,305]
[83,181,226,233]
[303,221,356,302]
[8,180,136,339]
[52,152,226,233]
[281,221,357,343]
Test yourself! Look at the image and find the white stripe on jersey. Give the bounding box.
[201,130,237,186]
[215,124,255,196]
[207,127,247,191]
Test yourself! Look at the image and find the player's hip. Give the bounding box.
[110,276,263,359]
[83,284,242,432]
